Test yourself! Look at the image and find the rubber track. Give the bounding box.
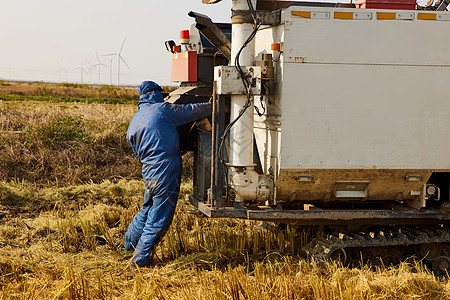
[302,226,450,261]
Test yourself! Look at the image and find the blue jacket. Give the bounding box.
[127,81,212,180]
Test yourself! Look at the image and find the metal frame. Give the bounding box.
[189,195,450,225]
[210,93,227,208]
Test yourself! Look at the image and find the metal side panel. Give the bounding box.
[275,169,432,201]
[283,6,450,66]
[280,63,450,170]
[275,6,450,171]
[254,25,284,177]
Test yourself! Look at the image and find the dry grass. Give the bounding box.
[0,89,186,187]
[0,81,176,105]
[0,180,449,299]
[0,84,449,299]
[0,81,139,105]
[0,100,140,186]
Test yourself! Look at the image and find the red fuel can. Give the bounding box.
[171,51,198,83]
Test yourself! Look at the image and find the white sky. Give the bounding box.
[0,0,232,86]
[1,0,430,86]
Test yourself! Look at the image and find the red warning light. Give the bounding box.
[180,30,190,44]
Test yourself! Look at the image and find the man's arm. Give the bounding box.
[167,102,212,127]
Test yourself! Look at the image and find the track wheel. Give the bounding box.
[329,248,347,265]
[432,256,450,274]
[414,243,441,261]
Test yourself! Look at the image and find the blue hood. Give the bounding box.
[138,81,164,106]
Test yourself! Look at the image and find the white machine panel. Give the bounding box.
[273,7,450,170]
[214,66,262,95]
[283,7,450,66]
[280,63,450,170]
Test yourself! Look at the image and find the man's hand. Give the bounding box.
[196,118,212,132]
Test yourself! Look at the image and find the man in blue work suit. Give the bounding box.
[125,80,212,267]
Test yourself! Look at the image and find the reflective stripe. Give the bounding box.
[377,12,396,20]
[418,13,437,20]
[291,11,311,18]
[291,10,447,22]
[334,12,353,19]
[292,11,330,19]
[377,12,414,20]
[334,12,371,20]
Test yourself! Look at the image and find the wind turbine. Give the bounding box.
[56,62,67,82]
[90,52,108,84]
[102,38,130,86]
[85,57,95,83]
[108,57,113,86]
[72,60,88,84]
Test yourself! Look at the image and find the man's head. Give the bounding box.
[138,81,163,105]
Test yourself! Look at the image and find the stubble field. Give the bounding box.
[0,81,449,299]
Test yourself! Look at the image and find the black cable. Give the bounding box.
[247,0,259,24]
[218,87,252,199]
[219,28,258,158]
[218,0,261,199]
[272,51,281,63]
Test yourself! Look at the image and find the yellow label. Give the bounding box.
[418,13,437,20]
[334,12,354,20]
[292,11,311,18]
[377,12,396,20]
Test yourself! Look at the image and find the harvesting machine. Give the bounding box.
[165,0,450,271]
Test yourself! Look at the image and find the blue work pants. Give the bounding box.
[124,175,180,267]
